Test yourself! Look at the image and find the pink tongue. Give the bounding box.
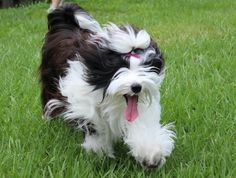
[124,96,139,122]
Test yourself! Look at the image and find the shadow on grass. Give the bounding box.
[41,119,180,177]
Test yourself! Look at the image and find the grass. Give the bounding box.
[0,0,235,177]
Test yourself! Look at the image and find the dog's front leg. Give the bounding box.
[123,102,175,169]
[81,117,114,158]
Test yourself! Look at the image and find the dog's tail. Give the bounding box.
[47,3,102,33]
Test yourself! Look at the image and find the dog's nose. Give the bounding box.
[131,83,142,93]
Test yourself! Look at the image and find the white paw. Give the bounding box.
[130,142,167,169]
[125,124,175,169]
[81,134,114,158]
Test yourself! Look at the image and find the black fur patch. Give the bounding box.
[80,49,129,90]
[143,42,164,74]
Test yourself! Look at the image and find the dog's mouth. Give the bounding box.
[124,94,139,122]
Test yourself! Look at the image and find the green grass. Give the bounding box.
[0,0,236,177]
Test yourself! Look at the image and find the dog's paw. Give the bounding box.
[81,134,114,158]
[130,143,167,169]
[125,123,175,169]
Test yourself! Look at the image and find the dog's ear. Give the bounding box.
[148,40,165,74]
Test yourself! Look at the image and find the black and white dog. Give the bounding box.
[40,3,175,169]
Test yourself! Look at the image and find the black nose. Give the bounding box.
[131,83,142,93]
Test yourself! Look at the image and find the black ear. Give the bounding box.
[145,40,165,74]
[152,53,164,74]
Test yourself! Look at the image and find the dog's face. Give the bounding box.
[81,24,165,122]
[106,44,164,122]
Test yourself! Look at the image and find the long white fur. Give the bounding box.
[44,99,64,118]
[74,11,151,53]
[103,23,151,53]
[74,12,103,33]
[44,10,175,168]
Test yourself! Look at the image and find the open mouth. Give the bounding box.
[124,94,139,122]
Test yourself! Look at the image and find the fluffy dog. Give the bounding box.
[39,3,175,169]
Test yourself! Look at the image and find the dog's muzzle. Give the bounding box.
[123,83,142,122]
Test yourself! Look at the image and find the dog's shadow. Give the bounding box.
[88,141,171,176]
[89,142,139,174]
[43,119,177,176]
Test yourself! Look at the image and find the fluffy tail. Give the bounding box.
[47,3,102,33]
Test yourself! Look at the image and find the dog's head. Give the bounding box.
[105,25,164,122]
[76,17,164,122]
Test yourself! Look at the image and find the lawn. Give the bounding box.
[0,0,235,177]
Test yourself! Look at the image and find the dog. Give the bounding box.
[39,3,175,169]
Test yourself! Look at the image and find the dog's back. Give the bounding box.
[40,3,92,116]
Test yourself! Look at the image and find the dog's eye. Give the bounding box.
[133,48,143,53]
[143,59,153,66]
